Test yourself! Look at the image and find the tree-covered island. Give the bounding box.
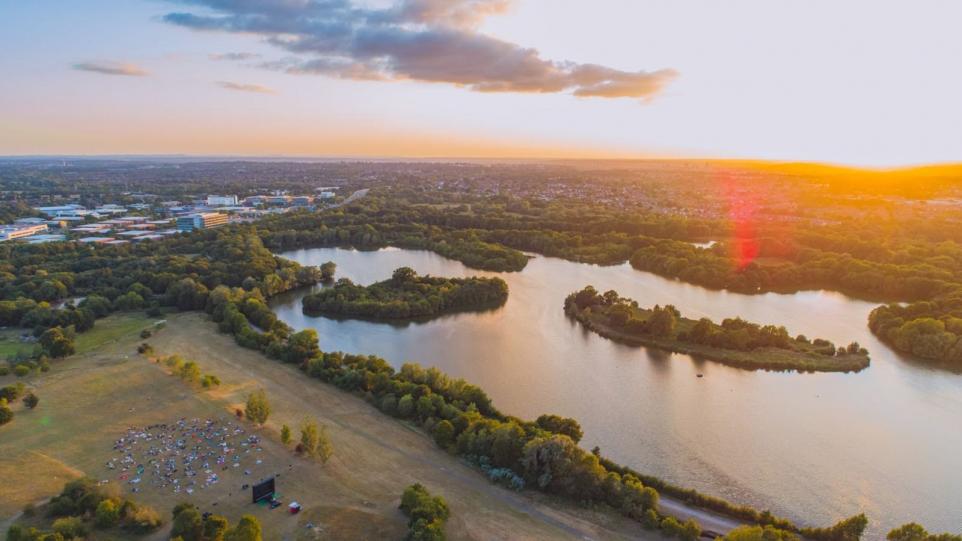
[565,286,870,372]
[302,267,508,320]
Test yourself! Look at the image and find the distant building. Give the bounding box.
[0,223,48,241]
[27,234,67,244]
[78,236,114,244]
[34,204,89,218]
[317,191,336,200]
[207,195,239,207]
[177,212,228,232]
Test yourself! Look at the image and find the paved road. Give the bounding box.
[659,495,743,536]
[331,188,368,208]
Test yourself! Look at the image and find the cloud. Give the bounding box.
[72,61,148,77]
[162,0,676,101]
[216,81,276,94]
[209,52,262,61]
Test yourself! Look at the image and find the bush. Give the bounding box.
[0,401,13,426]
[13,365,30,377]
[95,498,120,528]
[124,504,163,533]
[23,392,39,409]
[400,484,449,541]
[52,516,87,538]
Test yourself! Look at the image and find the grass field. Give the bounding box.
[1,312,654,540]
[74,312,160,354]
[0,328,34,359]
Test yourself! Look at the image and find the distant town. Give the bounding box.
[0,190,339,245]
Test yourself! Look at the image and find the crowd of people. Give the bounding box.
[104,418,264,496]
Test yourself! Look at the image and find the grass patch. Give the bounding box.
[0,328,34,359]
[74,313,158,354]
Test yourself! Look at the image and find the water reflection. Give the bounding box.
[270,247,962,535]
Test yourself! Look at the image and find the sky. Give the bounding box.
[1,0,960,166]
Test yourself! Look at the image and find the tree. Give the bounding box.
[245,389,271,426]
[280,424,292,445]
[22,392,39,409]
[0,400,13,426]
[398,394,415,418]
[320,261,337,281]
[300,419,333,462]
[170,503,203,541]
[284,329,320,365]
[886,523,961,541]
[204,515,230,541]
[179,361,201,383]
[393,266,417,283]
[399,484,449,541]
[535,414,584,444]
[723,525,800,541]
[433,420,455,448]
[94,498,120,528]
[39,326,75,358]
[225,514,262,541]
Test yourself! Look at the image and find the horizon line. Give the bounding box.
[1,153,961,172]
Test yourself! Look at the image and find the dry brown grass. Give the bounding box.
[1,312,653,540]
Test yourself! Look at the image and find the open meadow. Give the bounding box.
[1,312,655,540]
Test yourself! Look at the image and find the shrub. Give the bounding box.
[52,516,87,538]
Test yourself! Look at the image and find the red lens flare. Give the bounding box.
[720,171,760,270]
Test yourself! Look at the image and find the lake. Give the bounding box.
[271,247,962,535]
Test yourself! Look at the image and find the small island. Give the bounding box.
[565,286,870,372]
[302,267,509,320]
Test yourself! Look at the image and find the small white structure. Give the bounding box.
[207,195,239,206]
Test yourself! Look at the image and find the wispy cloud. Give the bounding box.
[72,61,148,77]
[216,81,276,94]
[163,0,676,101]
[209,52,261,61]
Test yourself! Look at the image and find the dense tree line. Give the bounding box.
[302,267,508,320]
[0,226,322,366]
[629,239,957,301]
[868,292,962,366]
[565,286,869,372]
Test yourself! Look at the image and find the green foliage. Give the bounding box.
[399,484,449,541]
[534,414,583,444]
[886,523,961,541]
[722,525,800,541]
[171,503,203,541]
[224,515,262,541]
[800,514,869,541]
[280,424,292,445]
[0,400,12,426]
[38,327,75,358]
[565,286,870,372]
[51,516,86,539]
[320,261,336,281]
[27,478,161,536]
[299,419,333,462]
[302,267,508,320]
[0,383,25,401]
[179,361,201,383]
[869,295,962,366]
[22,392,39,409]
[94,499,120,529]
[245,389,271,425]
[432,420,455,448]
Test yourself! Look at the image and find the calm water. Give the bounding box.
[271,247,962,535]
